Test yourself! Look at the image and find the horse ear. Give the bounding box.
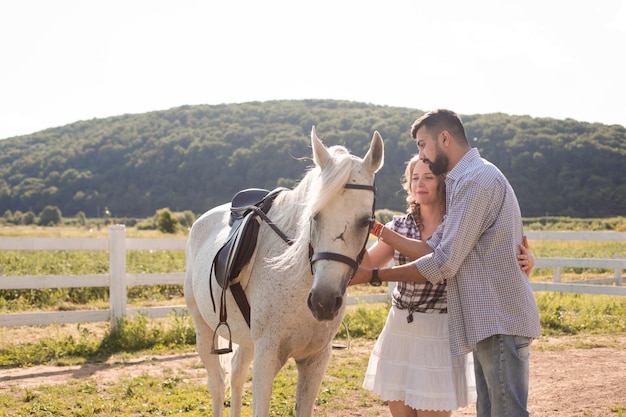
[363,131,384,173]
[311,126,331,168]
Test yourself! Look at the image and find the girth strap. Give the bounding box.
[230,282,250,327]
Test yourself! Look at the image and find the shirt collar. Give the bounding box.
[446,148,480,182]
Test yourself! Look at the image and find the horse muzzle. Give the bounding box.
[306,241,363,321]
[307,286,346,321]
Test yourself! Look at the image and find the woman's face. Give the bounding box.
[410,159,440,206]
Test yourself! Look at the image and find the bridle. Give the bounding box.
[308,182,376,276]
[258,182,376,276]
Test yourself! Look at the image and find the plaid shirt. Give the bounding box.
[416,148,541,356]
[389,214,447,315]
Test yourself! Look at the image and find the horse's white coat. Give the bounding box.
[184,127,383,417]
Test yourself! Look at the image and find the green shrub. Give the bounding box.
[375,209,402,225]
[135,217,156,230]
[38,205,62,226]
[176,210,196,228]
[155,208,178,234]
[22,210,36,225]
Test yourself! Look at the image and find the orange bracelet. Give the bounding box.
[371,222,384,238]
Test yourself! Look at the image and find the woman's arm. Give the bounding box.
[360,237,394,269]
[373,221,433,261]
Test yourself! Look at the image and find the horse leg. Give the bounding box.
[229,345,253,417]
[251,347,288,417]
[294,346,332,417]
[185,294,227,417]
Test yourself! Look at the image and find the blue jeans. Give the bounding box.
[473,334,532,417]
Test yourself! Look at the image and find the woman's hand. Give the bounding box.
[349,266,373,286]
[518,235,535,277]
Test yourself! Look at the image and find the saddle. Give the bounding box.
[210,188,286,353]
[213,188,273,291]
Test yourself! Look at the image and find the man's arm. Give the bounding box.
[350,253,432,286]
[350,221,435,285]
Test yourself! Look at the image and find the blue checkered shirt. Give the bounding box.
[415,148,541,356]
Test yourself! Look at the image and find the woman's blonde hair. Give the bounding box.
[400,155,446,231]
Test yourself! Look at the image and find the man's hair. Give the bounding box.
[411,109,467,143]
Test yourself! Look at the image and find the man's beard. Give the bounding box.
[427,147,449,175]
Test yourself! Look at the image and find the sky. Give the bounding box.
[1,0,625,140]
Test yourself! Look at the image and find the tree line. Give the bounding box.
[1,99,625,219]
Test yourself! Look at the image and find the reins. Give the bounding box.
[249,205,293,246]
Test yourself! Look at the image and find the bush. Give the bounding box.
[38,206,62,226]
[375,209,402,225]
[176,210,196,228]
[155,208,179,234]
[135,217,156,230]
[22,211,36,225]
[3,210,14,224]
[75,211,86,226]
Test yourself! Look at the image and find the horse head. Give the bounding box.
[306,127,384,321]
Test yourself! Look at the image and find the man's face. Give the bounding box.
[415,128,449,175]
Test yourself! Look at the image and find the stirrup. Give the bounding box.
[211,321,233,355]
[331,320,351,350]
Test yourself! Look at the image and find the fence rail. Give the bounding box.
[1,227,624,328]
[526,230,626,294]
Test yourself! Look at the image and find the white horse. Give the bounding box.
[184,127,384,417]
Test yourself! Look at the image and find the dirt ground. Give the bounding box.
[1,334,625,417]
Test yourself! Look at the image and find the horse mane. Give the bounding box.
[269,145,355,277]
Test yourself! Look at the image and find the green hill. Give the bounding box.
[1,100,625,218]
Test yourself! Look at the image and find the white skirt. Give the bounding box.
[363,305,476,411]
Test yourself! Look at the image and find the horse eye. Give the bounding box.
[361,217,374,229]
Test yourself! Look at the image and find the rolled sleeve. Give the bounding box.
[415,227,444,283]
[415,252,444,284]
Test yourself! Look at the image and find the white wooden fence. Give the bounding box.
[525,230,626,295]
[0,226,624,328]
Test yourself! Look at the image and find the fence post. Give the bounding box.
[109,224,127,329]
[554,266,562,283]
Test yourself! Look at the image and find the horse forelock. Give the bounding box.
[306,146,353,219]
